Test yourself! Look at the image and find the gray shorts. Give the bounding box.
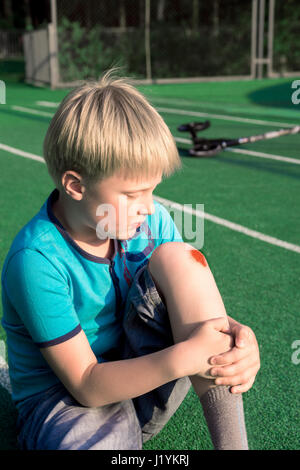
[16,263,191,450]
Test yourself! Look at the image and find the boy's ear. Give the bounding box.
[62,171,86,201]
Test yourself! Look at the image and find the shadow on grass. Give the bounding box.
[177,146,300,181]
[248,80,300,110]
[0,385,18,450]
[0,58,25,83]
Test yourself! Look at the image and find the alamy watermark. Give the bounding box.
[291,339,300,365]
[0,80,5,104]
[291,80,300,105]
[95,199,205,249]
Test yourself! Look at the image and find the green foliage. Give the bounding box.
[56,0,300,81]
[58,17,122,81]
[57,17,251,81]
[273,0,300,72]
[150,24,250,78]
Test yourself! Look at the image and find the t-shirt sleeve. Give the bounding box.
[3,249,82,347]
[155,202,184,243]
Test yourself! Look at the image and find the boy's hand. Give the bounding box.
[184,317,234,379]
[209,320,260,394]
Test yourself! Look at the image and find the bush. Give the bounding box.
[58,17,121,82]
[150,24,250,78]
[57,17,251,81]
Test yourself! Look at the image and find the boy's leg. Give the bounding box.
[121,264,192,444]
[16,383,142,450]
[147,242,248,450]
[148,242,231,395]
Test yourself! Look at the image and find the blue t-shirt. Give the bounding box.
[1,188,183,407]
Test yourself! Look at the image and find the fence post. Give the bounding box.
[145,0,152,82]
[48,23,59,89]
[49,0,59,88]
[251,0,258,78]
[257,0,265,79]
[267,0,276,77]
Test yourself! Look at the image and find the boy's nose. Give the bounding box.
[138,197,155,216]
[147,202,155,215]
[144,200,155,215]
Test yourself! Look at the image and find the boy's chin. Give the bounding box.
[120,228,137,237]
[117,225,139,240]
[99,226,138,241]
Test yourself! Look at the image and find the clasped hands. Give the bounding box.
[208,316,260,394]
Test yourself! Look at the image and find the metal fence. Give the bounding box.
[252,0,300,79]
[22,0,300,89]
[0,30,24,58]
[54,0,254,86]
[272,0,300,77]
[23,24,58,87]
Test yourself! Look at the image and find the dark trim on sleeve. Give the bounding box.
[35,324,82,348]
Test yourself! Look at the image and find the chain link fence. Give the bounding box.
[0,30,24,58]
[55,0,253,84]
[272,0,300,75]
[18,0,300,87]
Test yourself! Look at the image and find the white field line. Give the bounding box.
[36,98,300,127]
[150,96,300,121]
[225,147,300,164]
[1,142,300,254]
[155,195,300,254]
[10,102,300,164]
[175,136,300,165]
[0,143,45,163]
[157,106,299,128]
[36,100,60,108]
[35,100,299,128]
[11,105,54,118]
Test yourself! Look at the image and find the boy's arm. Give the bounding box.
[40,330,181,407]
[41,317,232,408]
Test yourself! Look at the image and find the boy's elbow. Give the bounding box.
[72,388,98,408]
[77,391,115,409]
[73,362,115,408]
[71,386,107,408]
[75,393,103,408]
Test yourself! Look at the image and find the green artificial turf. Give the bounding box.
[0,72,299,450]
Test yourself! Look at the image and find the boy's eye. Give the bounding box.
[126,194,139,198]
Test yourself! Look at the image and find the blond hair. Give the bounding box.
[43,69,182,189]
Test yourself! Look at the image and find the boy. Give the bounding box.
[1,70,260,450]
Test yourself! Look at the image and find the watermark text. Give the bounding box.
[95,200,204,249]
[291,339,300,365]
[0,80,5,104]
[291,80,300,105]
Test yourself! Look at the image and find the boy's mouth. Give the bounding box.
[129,220,145,229]
[130,223,141,229]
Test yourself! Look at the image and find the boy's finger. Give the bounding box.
[209,316,231,333]
[214,365,257,387]
[210,356,254,378]
[234,325,253,348]
[230,378,255,394]
[210,345,248,365]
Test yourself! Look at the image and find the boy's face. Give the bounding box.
[81,171,162,240]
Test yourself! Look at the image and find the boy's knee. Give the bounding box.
[149,242,201,272]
